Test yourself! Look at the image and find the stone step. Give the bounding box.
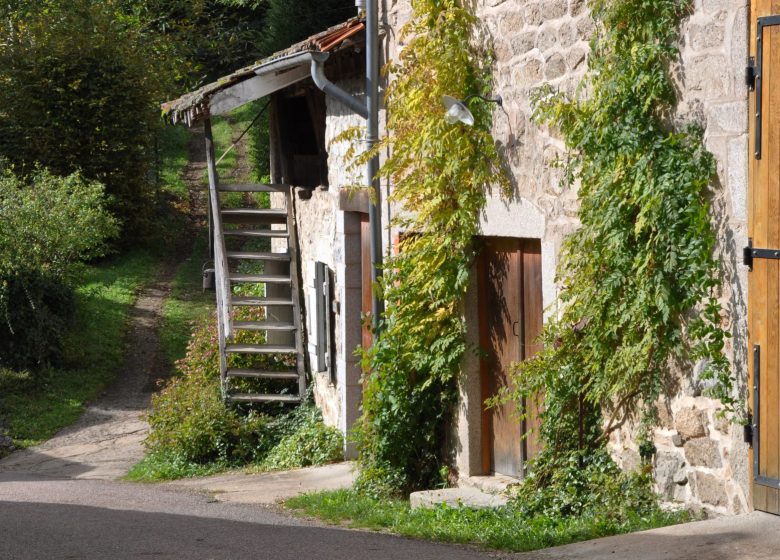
[457,474,521,496]
[409,488,509,510]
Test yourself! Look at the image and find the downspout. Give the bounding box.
[310,53,368,119]
[365,0,385,336]
[309,10,385,337]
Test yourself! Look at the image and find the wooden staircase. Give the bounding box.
[204,120,306,405]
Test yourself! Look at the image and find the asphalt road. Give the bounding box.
[0,472,504,560]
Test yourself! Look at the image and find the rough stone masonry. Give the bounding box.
[383,0,751,514]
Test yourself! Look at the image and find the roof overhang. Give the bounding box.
[162,18,365,126]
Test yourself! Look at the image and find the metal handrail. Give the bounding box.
[204,120,233,343]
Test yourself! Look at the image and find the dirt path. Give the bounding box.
[0,130,207,480]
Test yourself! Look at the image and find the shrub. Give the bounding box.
[263,405,344,470]
[513,450,658,520]
[0,272,75,370]
[145,316,344,470]
[0,169,118,368]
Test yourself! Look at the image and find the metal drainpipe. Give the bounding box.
[309,4,384,338]
[366,0,385,338]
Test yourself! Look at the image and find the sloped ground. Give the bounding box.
[0,128,208,481]
[0,269,174,479]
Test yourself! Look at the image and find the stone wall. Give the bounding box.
[289,78,367,457]
[384,0,750,513]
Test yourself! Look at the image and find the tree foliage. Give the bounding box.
[261,0,355,55]
[511,0,734,485]
[353,0,509,496]
[0,0,176,239]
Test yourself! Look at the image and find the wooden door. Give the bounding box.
[750,1,780,514]
[478,238,543,477]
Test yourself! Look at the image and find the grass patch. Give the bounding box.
[158,125,191,199]
[210,102,264,184]
[127,451,230,481]
[159,234,213,366]
[0,250,156,450]
[285,490,690,553]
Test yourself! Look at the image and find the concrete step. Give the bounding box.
[458,474,521,496]
[409,487,509,510]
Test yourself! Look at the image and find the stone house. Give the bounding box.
[380,0,755,515]
[165,0,777,516]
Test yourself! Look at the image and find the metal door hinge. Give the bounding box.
[744,239,754,269]
[744,423,754,446]
[747,57,757,91]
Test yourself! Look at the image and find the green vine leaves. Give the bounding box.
[352,0,509,495]
[510,0,737,469]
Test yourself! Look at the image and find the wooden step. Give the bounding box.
[226,251,290,261]
[223,229,289,238]
[226,343,297,354]
[226,393,301,403]
[221,208,287,225]
[233,320,297,331]
[226,368,299,380]
[231,296,294,307]
[229,273,290,284]
[218,183,288,193]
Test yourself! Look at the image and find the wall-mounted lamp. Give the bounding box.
[442,94,503,126]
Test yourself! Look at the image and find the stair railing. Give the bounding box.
[204,118,232,389]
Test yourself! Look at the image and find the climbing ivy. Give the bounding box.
[352,0,509,496]
[510,0,736,484]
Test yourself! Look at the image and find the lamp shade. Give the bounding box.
[442,95,475,126]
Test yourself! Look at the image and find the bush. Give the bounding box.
[145,316,344,471]
[146,320,273,464]
[513,449,659,521]
[263,405,344,470]
[0,169,118,368]
[0,272,75,370]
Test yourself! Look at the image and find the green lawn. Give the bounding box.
[285,489,690,553]
[0,251,156,450]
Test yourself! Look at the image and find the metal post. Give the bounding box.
[367,0,385,338]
